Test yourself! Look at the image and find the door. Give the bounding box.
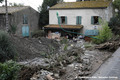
[22,26,29,37]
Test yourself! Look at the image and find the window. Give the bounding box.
[76,0,90,1]
[76,0,82,1]
[61,16,65,24]
[84,0,90,1]
[58,16,67,24]
[76,16,82,25]
[23,15,28,24]
[91,16,100,25]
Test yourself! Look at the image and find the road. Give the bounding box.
[89,47,120,80]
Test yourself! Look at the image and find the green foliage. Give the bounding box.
[84,42,93,48]
[10,3,24,7]
[31,30,45,38]
[0,60,21,80]
[109,16,120,34]
[113,0,120,11]
[60,37,68,44]
[8,25,17,34]
[0,30,17,62]
[109,0,120,34]
[0,0,3,3]
[64,44,68,51]
[92,20,112,44]
[39,0,63,29]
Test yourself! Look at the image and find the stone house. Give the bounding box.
[0,6,39,37]
[44,1,113,37]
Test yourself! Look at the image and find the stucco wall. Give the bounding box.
[49,6,113,33]
[10,7,39,37]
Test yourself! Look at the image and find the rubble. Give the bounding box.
[96,41,120,51]
[16,37,113,80]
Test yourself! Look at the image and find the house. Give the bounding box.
[44,1,113,38]
[0,6,39,37]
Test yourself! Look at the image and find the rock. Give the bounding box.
[54,73,60,79]
[46,74,54,80]
[30,70,53,80]
[40,70,53,76]
[59,68,66,76]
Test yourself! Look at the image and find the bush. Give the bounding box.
[0,60,21,80]
[0,30,17,62]
[60,37,68,44]
[8,25,17,34]
[109,15,120,34]
[92,20,112,44]
[31,30,45,38]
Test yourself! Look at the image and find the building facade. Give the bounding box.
[0,6,39,37]
[45,1,113,37]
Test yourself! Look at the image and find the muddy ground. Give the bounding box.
[11,36,60,61]
[10,36,114,80]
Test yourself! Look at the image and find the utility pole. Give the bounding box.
[5,0,9,32]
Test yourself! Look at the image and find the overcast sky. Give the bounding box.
[0,0,76,11]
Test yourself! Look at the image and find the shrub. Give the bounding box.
[0,60,21,80]
[60,37,68,44]
[92,20,112,44]
[0,30,17,62]
[31,30,45,38]
[109,16,120,34]
[8,25,17,34]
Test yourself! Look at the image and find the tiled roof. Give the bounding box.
[44,24,83,29]
[0,6,29,14]
[50,1,111,9]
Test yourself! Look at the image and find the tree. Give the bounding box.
[9,2,24,7]
[113,0,120,15]
[0,0,3,3]
[108,0,120,34]
[39,0,63,29]
[92,19,112,44]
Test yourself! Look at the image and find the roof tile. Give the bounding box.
[0,6,29,14]
[50,1,111,9]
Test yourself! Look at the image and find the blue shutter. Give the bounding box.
[22,26,26,37]
[22,26,29,37]
[91,16,94,24]
[23,15,28,24]
[65,16,67,24]
[58,17,61,24]
[79,16,82,24]
[23,15,25,24]
[26,26,29,36]
[76,16,79,25]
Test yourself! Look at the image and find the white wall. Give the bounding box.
[49,7,113,33]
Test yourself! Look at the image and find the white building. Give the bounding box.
[44,1,113,37]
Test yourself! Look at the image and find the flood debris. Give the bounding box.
[14,36,113,80]
[96,41,120,51]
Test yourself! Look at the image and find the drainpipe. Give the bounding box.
[5,0,9,32]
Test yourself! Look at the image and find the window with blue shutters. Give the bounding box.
[76,16,82,25]
[91,16,100,25]
[58,16,67,24]
[23,15,28,24]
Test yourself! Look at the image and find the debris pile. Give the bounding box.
[10,36,60,61]
[96,41,120,51]
[13,36,113,80]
